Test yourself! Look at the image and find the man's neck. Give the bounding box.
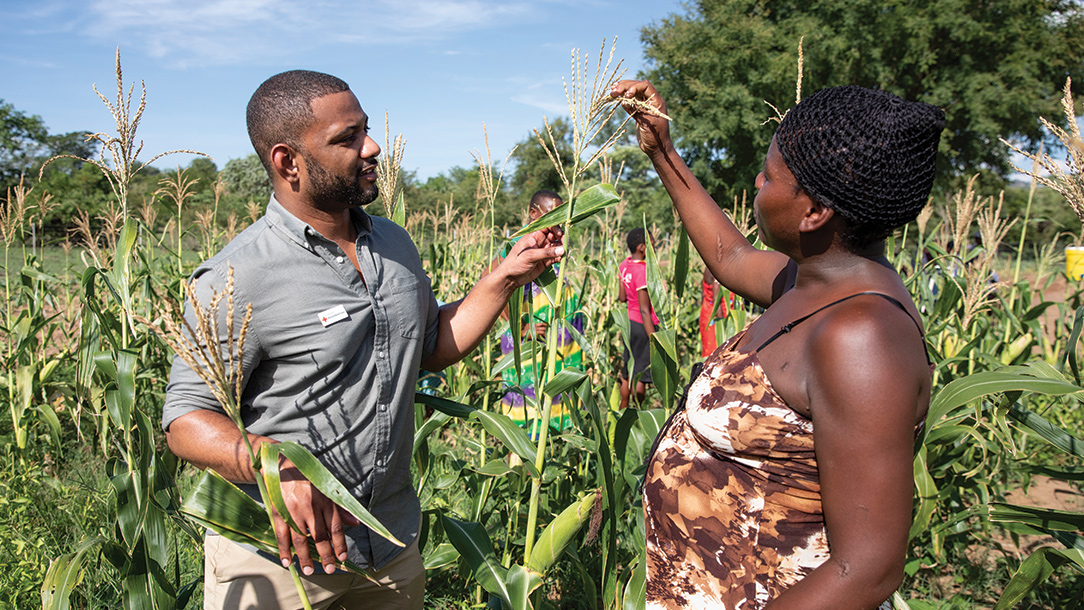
[276,190,357,243]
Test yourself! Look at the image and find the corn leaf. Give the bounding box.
[469,410,541,478]
[672,227,690,301]
[422,542,459,570]
[994,547,1084,610]
[926,369,1081,427]
[413,411,452,456]
[415,392,476,418]
[643,217,668,331]
[622,556,646,610]
[1007,403,1084,458]
[493,340,542,376]
[439,513,511,606]
[275,441,404,547]
[989,502,1084,532]
[649,329,679,410]
[544,367,587,397]
[392,192,406,227]
[181,470,277,554]
[909,447,938,542]
[512,183,621,238]
[509,285,524,383]
[258,443,302,537]
[41,536,105,610]
[506,564,544,610]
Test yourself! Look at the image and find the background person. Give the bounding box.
[613,79,941,609]
[618,227,658,409]
[163,70,563,610]
[497,190,584,438]
[699,266,732,357]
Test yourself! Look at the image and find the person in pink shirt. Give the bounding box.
[618,227,659,408]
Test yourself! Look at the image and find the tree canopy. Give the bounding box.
[640,0,1084,204]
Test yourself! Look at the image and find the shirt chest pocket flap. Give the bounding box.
[385,277,425,340]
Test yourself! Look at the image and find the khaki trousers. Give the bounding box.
[203,534,425,610]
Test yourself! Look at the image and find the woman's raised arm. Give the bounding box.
[611,79,790,307]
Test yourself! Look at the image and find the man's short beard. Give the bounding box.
[303,152,379,209]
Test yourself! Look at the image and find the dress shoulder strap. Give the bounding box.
[754,291,927,360]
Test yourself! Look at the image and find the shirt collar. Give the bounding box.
[264,195,374,247]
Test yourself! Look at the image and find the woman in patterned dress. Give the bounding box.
[611,80,944,609]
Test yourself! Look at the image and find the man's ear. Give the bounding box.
[270,143,301,186]
[798,196,836,233]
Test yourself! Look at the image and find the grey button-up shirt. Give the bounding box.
[163,196,440,569]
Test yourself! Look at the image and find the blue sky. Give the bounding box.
[1,0,685,181]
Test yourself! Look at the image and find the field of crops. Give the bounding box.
[4,51,1084,610]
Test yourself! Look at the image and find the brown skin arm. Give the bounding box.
[166,410,360,576]
[637,287,656,335]
[764,304,928,609]
[611,80,791,308]
[422,228,563,371]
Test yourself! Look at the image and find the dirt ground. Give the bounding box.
[996,475,1084,557]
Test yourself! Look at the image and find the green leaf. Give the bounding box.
[415,392,476,418]
[473,459,516,477]
[635,409,667,448]
[505,564,544,610]
[994,547,1084,610]
[526,492,597,574]
[423,542,459,570]
[181,470,276,554]
[909,447,938,542]
[509,285,524,383]
[469,410,541,478]
[532,267,561,312]
[110,218,140,299]
[643,218,668,330]
[927,369,1081,427]
[544,367,588,397]
[622,556,646,610]
[41,537,105,610]
[512,183,621,238]
[1007,403,1084,458]
[672,226,690,301]
[259,443,302,538]
[989,502,1084,532]
[392,192,406,226]
[275,442,404,546]
[413,411,452,456]
[649,330,679,410]
[439,513,510,606]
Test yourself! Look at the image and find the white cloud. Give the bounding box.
[80,0,540,67]
[510,81,568,116]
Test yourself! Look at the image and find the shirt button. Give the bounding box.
[377,351,385,359]
[336,256,345,263]
[379,405,387,412]
[375,459,383,467]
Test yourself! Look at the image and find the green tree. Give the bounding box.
[220,153,271,205]
[640,0,1084,204]
[1,100,50,191]
[508,117,575,198]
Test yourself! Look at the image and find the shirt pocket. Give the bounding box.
[385,277,426,340]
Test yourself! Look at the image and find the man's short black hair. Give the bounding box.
[627,227,646,253]
[246,70,351,175]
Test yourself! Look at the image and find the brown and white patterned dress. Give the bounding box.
[643,327,894,609]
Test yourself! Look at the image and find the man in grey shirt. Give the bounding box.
[163,70,564,609]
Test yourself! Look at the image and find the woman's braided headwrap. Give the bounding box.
[775,85,945,246]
